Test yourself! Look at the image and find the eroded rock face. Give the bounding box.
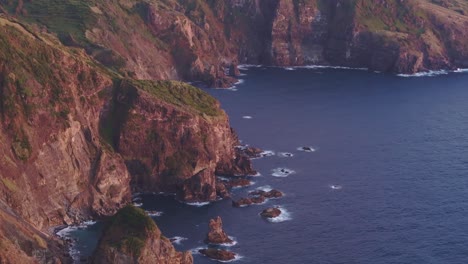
[6,0,468,89]
[103,80,254,203]
[0,24,131,230]
[205,216,233,245]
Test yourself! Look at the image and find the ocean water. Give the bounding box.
[69,67,468,263]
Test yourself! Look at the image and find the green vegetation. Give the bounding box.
[21,0,96,44]
[33,234,48,249]
[1,178,18,193]
[132,80,222,117]
[105,205,156,257]
[11,132,31,161]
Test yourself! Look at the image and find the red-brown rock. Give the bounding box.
[199,248,236,262]
[205,217,233,245]
[261,208,282,218]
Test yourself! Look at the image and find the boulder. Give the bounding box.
[260,208,282,218]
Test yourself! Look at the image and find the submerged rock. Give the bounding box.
[260,208,282,219]
[199,248,236,262]
[205,216,233,245]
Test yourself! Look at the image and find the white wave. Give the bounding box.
[255,185,273,192]
[284,67,295,71]
[250,172,262,176]
[330,184,343,190]
[190,247,205,255]
[271,168,295,177]
[56,221,97,237]
[278,152,294,158]
[259,150,275,157]
[237,64,262,70]
[242,115,253,119]
[132,197,142,202]
[133,202,143,207]
[56,221,97,263]
[196,248,243,263]
[262,206,292,223]
[146,211,163,217]
[300,65,368,71]
[210,236,238,247]
[221,79,244,90]
[454,68,468,73]
[232,181,256,189]
[219,254,243,263]
[397,70,449,77]
[169,236,188,245]
[235,144,249,151]
[297,146,316,152]
[185,201,211,207]
[216,176,231,181]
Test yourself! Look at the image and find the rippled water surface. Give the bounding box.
[73,68,468,263]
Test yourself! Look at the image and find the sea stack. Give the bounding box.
[205,216,233,245]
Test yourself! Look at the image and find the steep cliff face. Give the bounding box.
[100,79,254,202]
[4,0,467,85]
[0,15,252,262]
[263,0,468,72]
[92,206,192,264]
[0,19,131,230]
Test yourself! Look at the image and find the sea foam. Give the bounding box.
[170,236,188,245]
[262,206,292,223]
[271,168,295,177]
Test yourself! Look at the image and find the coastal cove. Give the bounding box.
[65,67,468,264]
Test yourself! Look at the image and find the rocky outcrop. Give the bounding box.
[92,206,193,264]
[250,189,284,199]
[232,189,283,207]
[260,207,282,219]
[101,80,254,203]
[199,248,236,262]
[205,216,233,245]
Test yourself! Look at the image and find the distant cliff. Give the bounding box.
[3,0,467,87]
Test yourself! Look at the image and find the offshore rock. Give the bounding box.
[205,216,233,245]
[199,248,236,262]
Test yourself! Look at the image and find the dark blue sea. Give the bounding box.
[68,67,468,263]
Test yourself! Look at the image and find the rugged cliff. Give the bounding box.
[0,0,467,262]
[0,16,251,262]
[92,206,192,264]
[3,0,467,87]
